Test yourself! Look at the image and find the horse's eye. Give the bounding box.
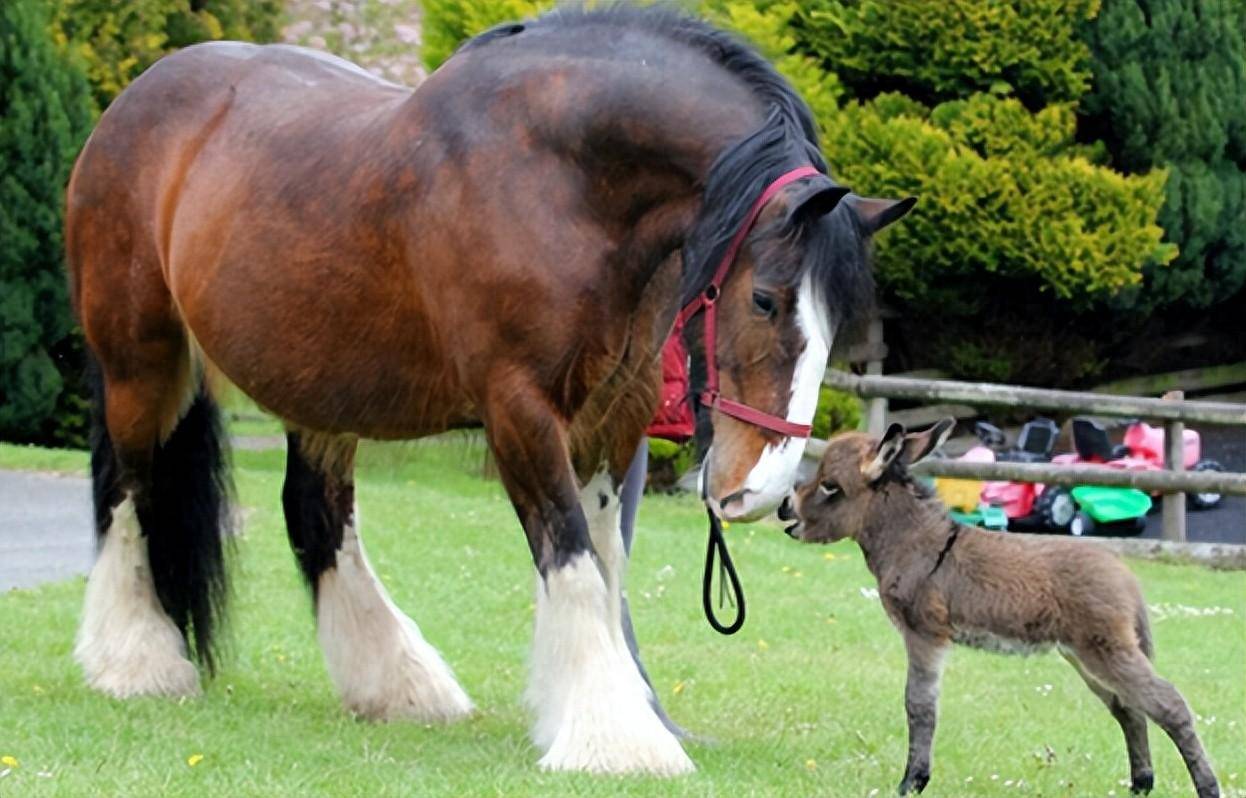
[752,290,776,319]
[819,481,840,499]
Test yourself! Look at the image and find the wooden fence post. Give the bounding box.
[1162,390,1187,543]
[865,315,887,436]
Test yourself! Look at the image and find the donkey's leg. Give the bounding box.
[488,393,692,775]
[898,633,949,795]
[77,356,228,698]
[283,432,472,722]
[1078,646,1218,798]
[617,437,687,737]
[1060,649,1153,793]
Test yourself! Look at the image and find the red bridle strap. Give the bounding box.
[677,166,822,439]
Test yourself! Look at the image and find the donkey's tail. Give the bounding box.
[89,361,234,674]
[1135,602,1155,661]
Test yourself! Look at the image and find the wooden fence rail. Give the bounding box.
[824,370,1246,426]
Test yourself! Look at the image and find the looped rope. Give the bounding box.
[700,461,745,635]
[701,507,745,635]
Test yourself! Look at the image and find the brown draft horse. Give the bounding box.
[65,5,911,774]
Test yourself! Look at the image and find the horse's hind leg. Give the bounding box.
[1075,645,1219,798]
[77,347,230,698]
[1060,648,1153,793]
[282,432,472,721]
[487,386,692,775]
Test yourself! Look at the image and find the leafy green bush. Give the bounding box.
[1081,0,1246,311]
[646,437,697,492]
[729,0,1175,381]
[51,0,284,107]
[822,93,1173,311]
[794,0,1100,107]
[0,0,282,446]
[0,0,95,443]
[811,386,862,439]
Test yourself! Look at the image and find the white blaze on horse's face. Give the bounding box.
[719,274,831,521]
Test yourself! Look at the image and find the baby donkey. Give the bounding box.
[782,420,1218,797]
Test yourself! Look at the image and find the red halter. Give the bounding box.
[675,166,822,439]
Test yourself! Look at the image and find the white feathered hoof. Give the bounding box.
[75,498,201,698]
[76,622,201,699]
[316,527,474,723]
[534,677,695,775]
[527,553,694,776]
[319,609,475,723]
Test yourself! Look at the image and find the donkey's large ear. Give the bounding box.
[846,195,917,234]
[864,422,906,482]
[785,175,850,227]
[900,417,955,467]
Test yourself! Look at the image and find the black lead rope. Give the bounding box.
[700,462,745,635]
[701,506,746,634]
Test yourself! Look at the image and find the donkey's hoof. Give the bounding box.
[1130,771,1154,794]
[898,767,930,795]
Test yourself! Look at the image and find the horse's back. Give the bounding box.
[67,41,412,310]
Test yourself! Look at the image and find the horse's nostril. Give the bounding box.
[777,496,794,521]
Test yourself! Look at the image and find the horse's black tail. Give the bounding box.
[88,360,234,674]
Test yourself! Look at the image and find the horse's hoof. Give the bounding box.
[317,532,474,724]
[79,647,201,699]
[327,624,474,723]
[75,498,203,699]
[537,728,695,776]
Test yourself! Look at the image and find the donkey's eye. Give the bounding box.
[752,290,777,319]
[819,481,840,498]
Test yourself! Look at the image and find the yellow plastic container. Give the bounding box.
[934,477,984,512]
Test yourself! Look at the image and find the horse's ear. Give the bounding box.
[847,195,917,234]
[785,175,850,227]
[864,422,906,482]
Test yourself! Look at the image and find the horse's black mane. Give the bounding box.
[463,3,874,334]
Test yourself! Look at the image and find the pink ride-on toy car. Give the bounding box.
[972,419,1082,533]
[1064,418,1225,510]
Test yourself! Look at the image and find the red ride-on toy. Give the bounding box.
[1065,418,1225,511]
[973,418,1081,533]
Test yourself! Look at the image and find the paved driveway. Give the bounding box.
[0,470,93,591]
[1140,426,1246,545]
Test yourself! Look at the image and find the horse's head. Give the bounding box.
[693,186,914,521]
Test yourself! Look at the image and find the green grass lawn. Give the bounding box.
[1,437,1244,796]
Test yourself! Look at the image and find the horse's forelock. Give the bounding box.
[804,207,876,347]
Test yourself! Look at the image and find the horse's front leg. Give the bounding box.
[486,390,693,775]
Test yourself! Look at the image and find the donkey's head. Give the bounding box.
[696,191,915,521]
[781,419,955,542]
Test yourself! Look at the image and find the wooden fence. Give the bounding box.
[815,369,1246,543]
